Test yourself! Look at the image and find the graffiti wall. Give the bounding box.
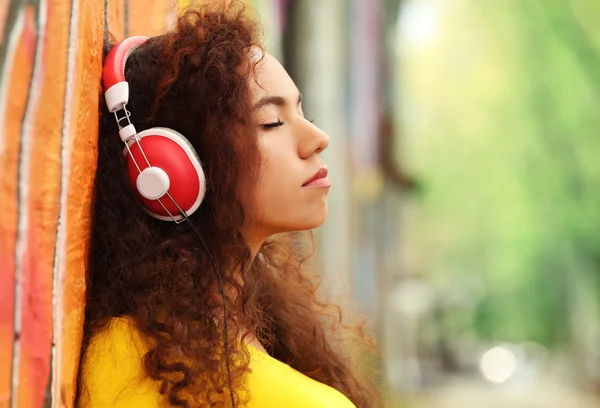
[0,1,180,407]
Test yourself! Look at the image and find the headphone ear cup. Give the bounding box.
[124,128,206,221]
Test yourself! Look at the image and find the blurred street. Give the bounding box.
[405,375,599,408]
[276,0,600,406]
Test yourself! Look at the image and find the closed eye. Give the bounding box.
[261,120,284,129]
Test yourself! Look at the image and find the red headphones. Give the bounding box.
[102,36,206,222]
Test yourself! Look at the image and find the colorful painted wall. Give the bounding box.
[0,1,182,407]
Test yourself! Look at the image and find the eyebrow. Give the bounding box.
[253,93,303,111]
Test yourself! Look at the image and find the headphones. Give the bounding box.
[102,36,206,222]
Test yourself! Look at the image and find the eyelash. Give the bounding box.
[260,118,315,129]
[262,120,284,129]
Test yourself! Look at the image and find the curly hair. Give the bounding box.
[80,1,379,407]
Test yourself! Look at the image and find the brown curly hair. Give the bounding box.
[80,1,379,407]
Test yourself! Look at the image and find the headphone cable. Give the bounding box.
[181,212,236,407]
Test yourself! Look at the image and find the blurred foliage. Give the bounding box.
[399,0,600,347]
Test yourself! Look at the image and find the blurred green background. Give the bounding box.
[252,0,600,406]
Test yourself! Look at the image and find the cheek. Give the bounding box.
[258,136,296,186]
[235,158,267,223]
[244,145,295,218]
[251,157,289,210]
[235,151,270,216]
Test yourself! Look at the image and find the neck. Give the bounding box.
[242,222,275,260]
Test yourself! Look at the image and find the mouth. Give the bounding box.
[302,167,331,188]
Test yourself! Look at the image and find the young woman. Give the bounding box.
[77,2,378,407]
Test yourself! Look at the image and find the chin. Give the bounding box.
[261,202,329,235]
[268,211,328,235]
[295,207,329,231]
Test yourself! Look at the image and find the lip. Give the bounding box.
[302,167,331,188]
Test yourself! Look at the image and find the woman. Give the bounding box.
[77,1,378,407]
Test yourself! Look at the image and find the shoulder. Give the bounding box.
[84,317,151,365]
[78,317,164,408]
[85,317,149,356]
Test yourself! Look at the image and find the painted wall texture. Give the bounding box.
[0,0,189,407]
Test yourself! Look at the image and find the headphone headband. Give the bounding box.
[103,36,149,113]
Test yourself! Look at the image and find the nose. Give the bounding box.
[299,119,330,159]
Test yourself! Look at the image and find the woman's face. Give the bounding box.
[242,52,330,245]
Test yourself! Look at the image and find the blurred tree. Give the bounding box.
[399,0,600,348]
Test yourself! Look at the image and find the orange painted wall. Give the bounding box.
[0,1,181,407]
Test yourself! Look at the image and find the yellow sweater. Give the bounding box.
[78,318,356,407]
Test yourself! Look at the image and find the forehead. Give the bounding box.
[249,52,297,102]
